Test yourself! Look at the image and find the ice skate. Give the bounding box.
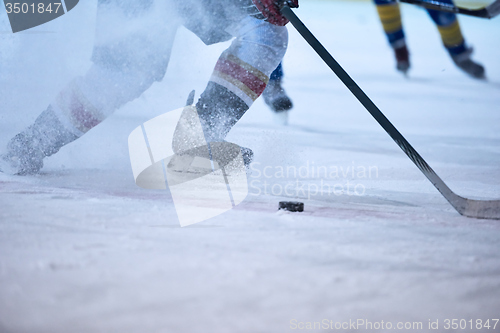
[167,142,252,183]
[272,109,289,126]
[0,107,77,175]
[0,131,45,176]
[171,104,253,177]
[262,78,293,113]
[451,47,485,79]
[239,146,253,167]
[394,45,410,75]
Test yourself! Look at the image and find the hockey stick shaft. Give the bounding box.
[399,0,500,19]
[281,6,500,219]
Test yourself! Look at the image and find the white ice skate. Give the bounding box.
[0,107,77,175]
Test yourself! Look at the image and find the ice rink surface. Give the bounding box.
[0,1,499,332]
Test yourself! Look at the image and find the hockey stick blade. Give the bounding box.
[399,0,500,19]
[281,6,500,220]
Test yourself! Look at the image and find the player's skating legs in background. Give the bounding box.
[173,16,288,162]
[0,0,179,175]
[374,0,410,74]
[374,0,485,78]
[426,4,485,78]
[262,62,293,113]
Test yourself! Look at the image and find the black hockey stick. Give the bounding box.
[281,5,500,219]
[399,0,500,19]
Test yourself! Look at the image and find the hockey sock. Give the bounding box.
[51,79,107,137]
[374,0,406,49]
[197,51,269,141]
[438,20,466,56]
[270,62,284,82]
[426,8,466,56]
[196,82,249,141]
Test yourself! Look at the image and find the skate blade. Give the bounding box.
[273,111,289,126]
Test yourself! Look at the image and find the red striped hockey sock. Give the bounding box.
[196,52,270,141]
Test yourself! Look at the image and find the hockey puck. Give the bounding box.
[279,201,304,212]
